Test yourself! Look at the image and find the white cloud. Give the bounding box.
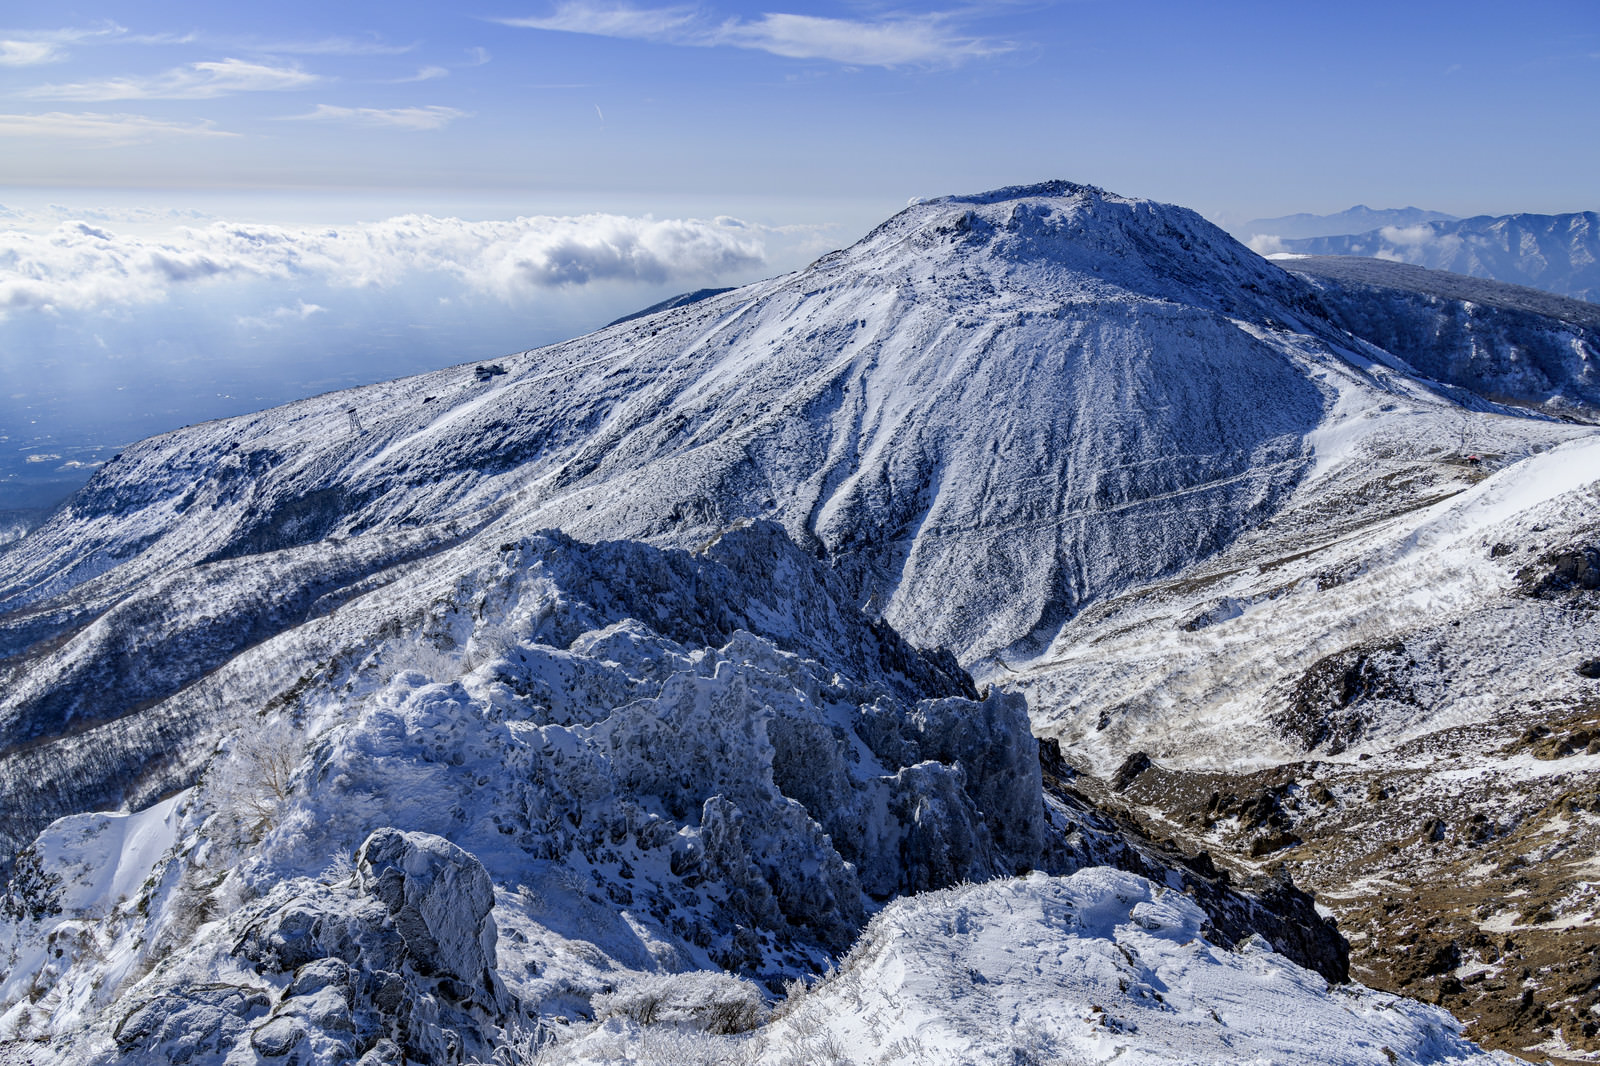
[502,3,701,40]
[233,36,415,56]
[1378,224,1437,246]
[27,58,319,101]
[0,40,64,66]
[1245,234,1286,255]
[399,65,450,82]
[0,23,128,65]
[496,2,1009,67]
[0,212,768,317]
[1376,225,1464,259]
[237,300,326,328]
[284,104,469,130]
[721,12,1004,66]
[0,111,237,143]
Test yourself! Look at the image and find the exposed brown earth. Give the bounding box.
[1066,704,1600,1063]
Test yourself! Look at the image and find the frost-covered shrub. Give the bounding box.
[1,846,62,923]
[593,971,766,1034]
[204,716,306,846]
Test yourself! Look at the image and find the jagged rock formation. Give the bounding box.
[1,522,1056,1062]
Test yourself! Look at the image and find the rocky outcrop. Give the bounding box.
[222,829,507,1066]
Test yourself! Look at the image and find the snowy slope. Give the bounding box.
[1280,256,1600,421]
[1007,376,1600,1058]
[2,179,1347,669]
[0,179,1414,860]
[539,871,1513,1066]
[1015,433,1600,771]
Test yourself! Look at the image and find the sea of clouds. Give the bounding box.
[0,210,770,316]
[0,205,827,509]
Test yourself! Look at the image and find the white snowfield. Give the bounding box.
[754,869,1513,1066]
[1015,410,1600,775]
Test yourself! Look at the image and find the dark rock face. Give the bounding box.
[1036,757,1351,986]
[1518,543,1600,598]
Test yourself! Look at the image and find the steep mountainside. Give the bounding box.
[0,180,1414,860]
[2,180,1594,1065]
[0,181,1348,667]
[1280,212,1600,302]
[2,519,1376,1065]
[1275,256,1600,421]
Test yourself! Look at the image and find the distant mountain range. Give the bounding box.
[1234,205,1457,241]
[1276,211,1600,303]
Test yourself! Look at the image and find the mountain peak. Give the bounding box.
[931,178,1113,207]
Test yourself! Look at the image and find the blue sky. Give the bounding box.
[2,0,1598,507]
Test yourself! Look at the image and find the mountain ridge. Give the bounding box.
[1235,204,1458,242]
[1274,210,1600,303]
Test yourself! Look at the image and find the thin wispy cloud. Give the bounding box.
[495,2,1010,67]
[0,112,237,143]
[237,300,326,329]
[396,65,450,82]
[0,23,129,65]
[285,104,469,130]
[27,58,319,101]
[504,3,700,40]
[220,35,417,56]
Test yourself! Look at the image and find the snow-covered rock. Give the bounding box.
[0,523,1045,1063]
[540,869,1515,1065]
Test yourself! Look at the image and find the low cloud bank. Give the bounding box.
[0,211,768,316]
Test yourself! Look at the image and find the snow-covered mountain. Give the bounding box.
[1275,211,1600,303]
[1235,205,1456,242]
[3,180,1595,1064]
